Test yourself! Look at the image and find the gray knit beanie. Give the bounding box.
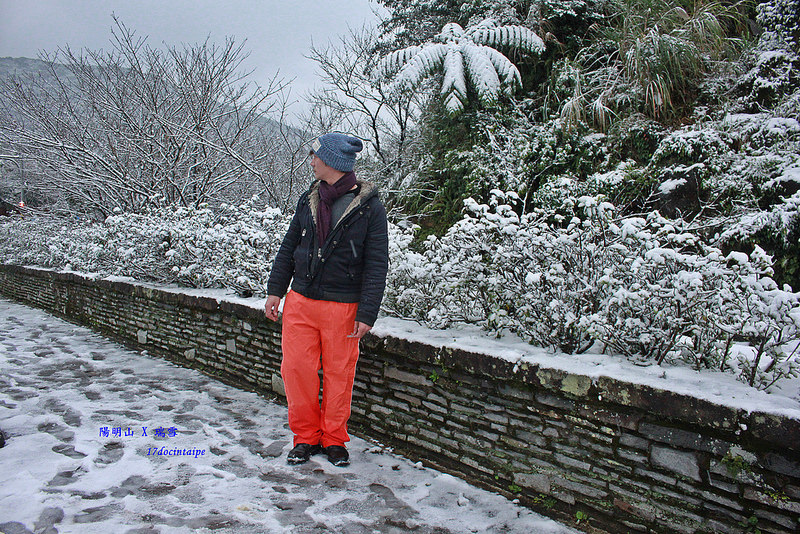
[311,133,363,172]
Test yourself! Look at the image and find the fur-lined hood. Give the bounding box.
[307,179,379,230]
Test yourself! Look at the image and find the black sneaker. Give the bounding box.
[325,445,350,467]
[287,443,321,464]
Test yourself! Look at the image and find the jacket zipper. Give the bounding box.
[308,188,371,276]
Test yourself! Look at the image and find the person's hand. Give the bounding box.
[348,321,372,339]
[264,295,282,321]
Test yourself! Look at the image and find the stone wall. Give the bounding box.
[1,264,799,534]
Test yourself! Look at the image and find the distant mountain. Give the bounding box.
[0,56,75,80]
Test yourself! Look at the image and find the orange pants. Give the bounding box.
[280,290,360,448]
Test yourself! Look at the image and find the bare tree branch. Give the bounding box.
[0,18,305,216]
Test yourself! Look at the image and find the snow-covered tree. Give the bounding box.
[377,19,545,114]
[0,19,302,217]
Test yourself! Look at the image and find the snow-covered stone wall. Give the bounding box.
[1,264,798,534]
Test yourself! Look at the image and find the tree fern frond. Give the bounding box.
[392,43,447,91]
[482,46,521,91]
[461,42,501,105]
[441,46,468,108]
[376,45,421,78]
[439,23,466,42]
[378,18,545,114]
[469,22,545,55]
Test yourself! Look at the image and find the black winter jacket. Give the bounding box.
[267,179,389,326]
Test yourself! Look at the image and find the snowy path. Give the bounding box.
[0,298,578,534]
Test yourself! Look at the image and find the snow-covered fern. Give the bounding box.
[377,19,544,114]
[466,19,545,54]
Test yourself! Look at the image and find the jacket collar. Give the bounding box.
[308,179,378,230]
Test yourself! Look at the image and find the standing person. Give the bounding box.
[265,133,389,467]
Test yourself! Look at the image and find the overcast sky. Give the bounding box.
[0,0,387,118]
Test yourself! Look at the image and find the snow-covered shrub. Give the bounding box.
[590,217,800,386]
[4,193,799,390]
[715,110,800,287]
[742,48,800,110]
[0,199,288,297]
[387,191,611,353]
[385,193,800,388]
[0,215,80,269]
[154,202,287,296]
[583,211,800,387]
[737,0,800,110]
[756,0,800,50]
[442,107,612,211]
[721,247,800,388]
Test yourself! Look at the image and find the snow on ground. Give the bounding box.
[0,298,578,534]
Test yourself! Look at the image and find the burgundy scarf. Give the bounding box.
[317,171,357,244]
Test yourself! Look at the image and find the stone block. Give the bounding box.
[498,434,528,450]
[707,474,739,494]
[596,377,741,432]
[553,452,592,472]
[514,472,551,493]
[578,438,613,456]
[613,495,658,522]
[271,372,285,397]
[406,434,442,454]
[619,449,649,465]
[569,422,615,443]
[748,412,800,452]
[474,428,500,442]
[461,454,495,475]
[639,422,731,454]
[552,476,609,499]
[700,490,743,512]
[535,392,576,411]
[551,489,576,505]
[421,400,447,414]
[384,367,429,387]
[619,433,650,450]
[650,445,701,482]
[542,427,560,438]
[761,452,800,478]
[744,487,800,513]
[784,484,800,499]
[449,401,481,416]
[619,519,650,533]
[394,392,422,407]
[497,383,533,401]
[753,507,799,530]
[597,457,634,474]
[632,466,678,487]
[515,429,547,448]
[137,329,148,344]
